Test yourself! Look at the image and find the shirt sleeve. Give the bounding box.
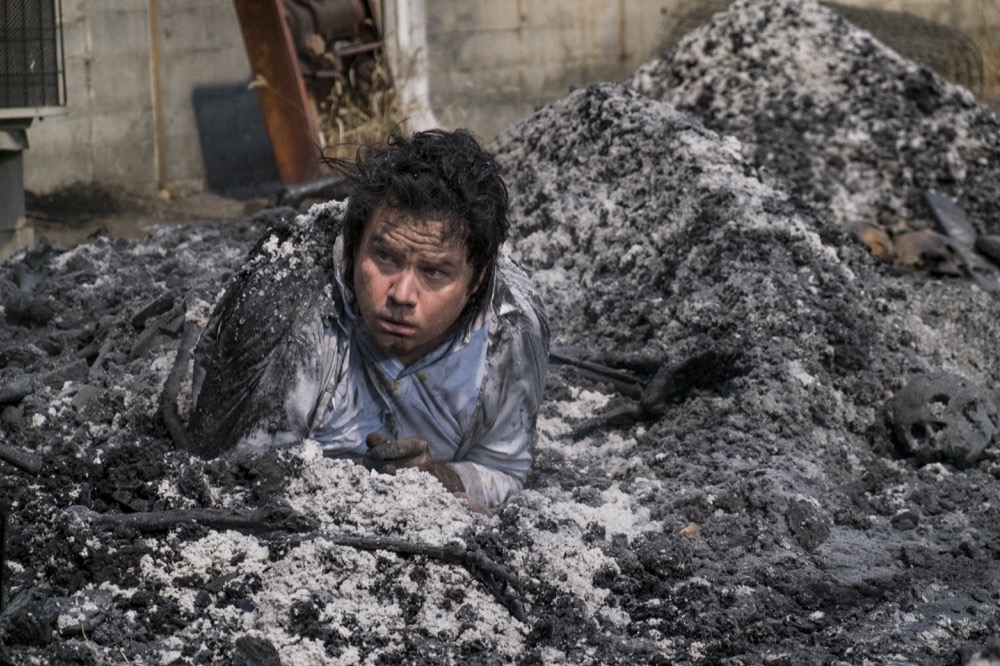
[449,461,525,508]
[187,208,344,456]
[452,262,550,507]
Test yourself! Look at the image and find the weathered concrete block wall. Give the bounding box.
[23,0,251,195]
[422,0,674,140]
[157,1,255,190]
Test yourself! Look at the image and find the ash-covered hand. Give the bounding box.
[363,433,465,494]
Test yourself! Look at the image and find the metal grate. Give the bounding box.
[0,0,65,113]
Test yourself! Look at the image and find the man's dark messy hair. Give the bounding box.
[328,129,510,301]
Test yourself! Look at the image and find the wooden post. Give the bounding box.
[148,0,167,191]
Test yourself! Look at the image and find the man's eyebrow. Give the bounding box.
[420,256,462,272]
[367,230,466,266]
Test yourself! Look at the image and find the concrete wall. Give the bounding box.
[19,0,1000,197]
[25,0,675,196]
[23,0,251,196]
[421,0,673,141]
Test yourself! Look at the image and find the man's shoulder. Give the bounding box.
[240,201,345,270]
[218,201,348,330]
[490,258,549,340]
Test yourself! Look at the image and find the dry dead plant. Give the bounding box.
[317,50,413,160]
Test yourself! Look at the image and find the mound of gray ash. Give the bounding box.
[2,0,1000,663]
[632,0,1000,244]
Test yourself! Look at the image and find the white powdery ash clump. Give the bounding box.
[126,440,530,662]
[247,538,526,663]
[282,442,480,545]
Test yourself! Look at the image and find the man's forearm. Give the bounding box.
[429,462,465,494]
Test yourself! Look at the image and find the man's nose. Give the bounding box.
[388,269,418,306]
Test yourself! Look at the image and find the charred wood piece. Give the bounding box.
[1,504,7,614]
[0,443,43,475]
[63,504,316,536]
[160,320,200,452]
[567,347,746,437]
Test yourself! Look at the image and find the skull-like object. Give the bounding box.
[888,372,999,469]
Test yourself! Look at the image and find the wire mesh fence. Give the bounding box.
[0,0,65,113]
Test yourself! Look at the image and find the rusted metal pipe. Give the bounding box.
[233,0,327,184]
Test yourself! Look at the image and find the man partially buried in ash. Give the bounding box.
[186,129,550,511]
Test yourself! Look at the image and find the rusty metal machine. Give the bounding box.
[232,0,385,187]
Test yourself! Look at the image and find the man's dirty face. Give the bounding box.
[353,207,481,366]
